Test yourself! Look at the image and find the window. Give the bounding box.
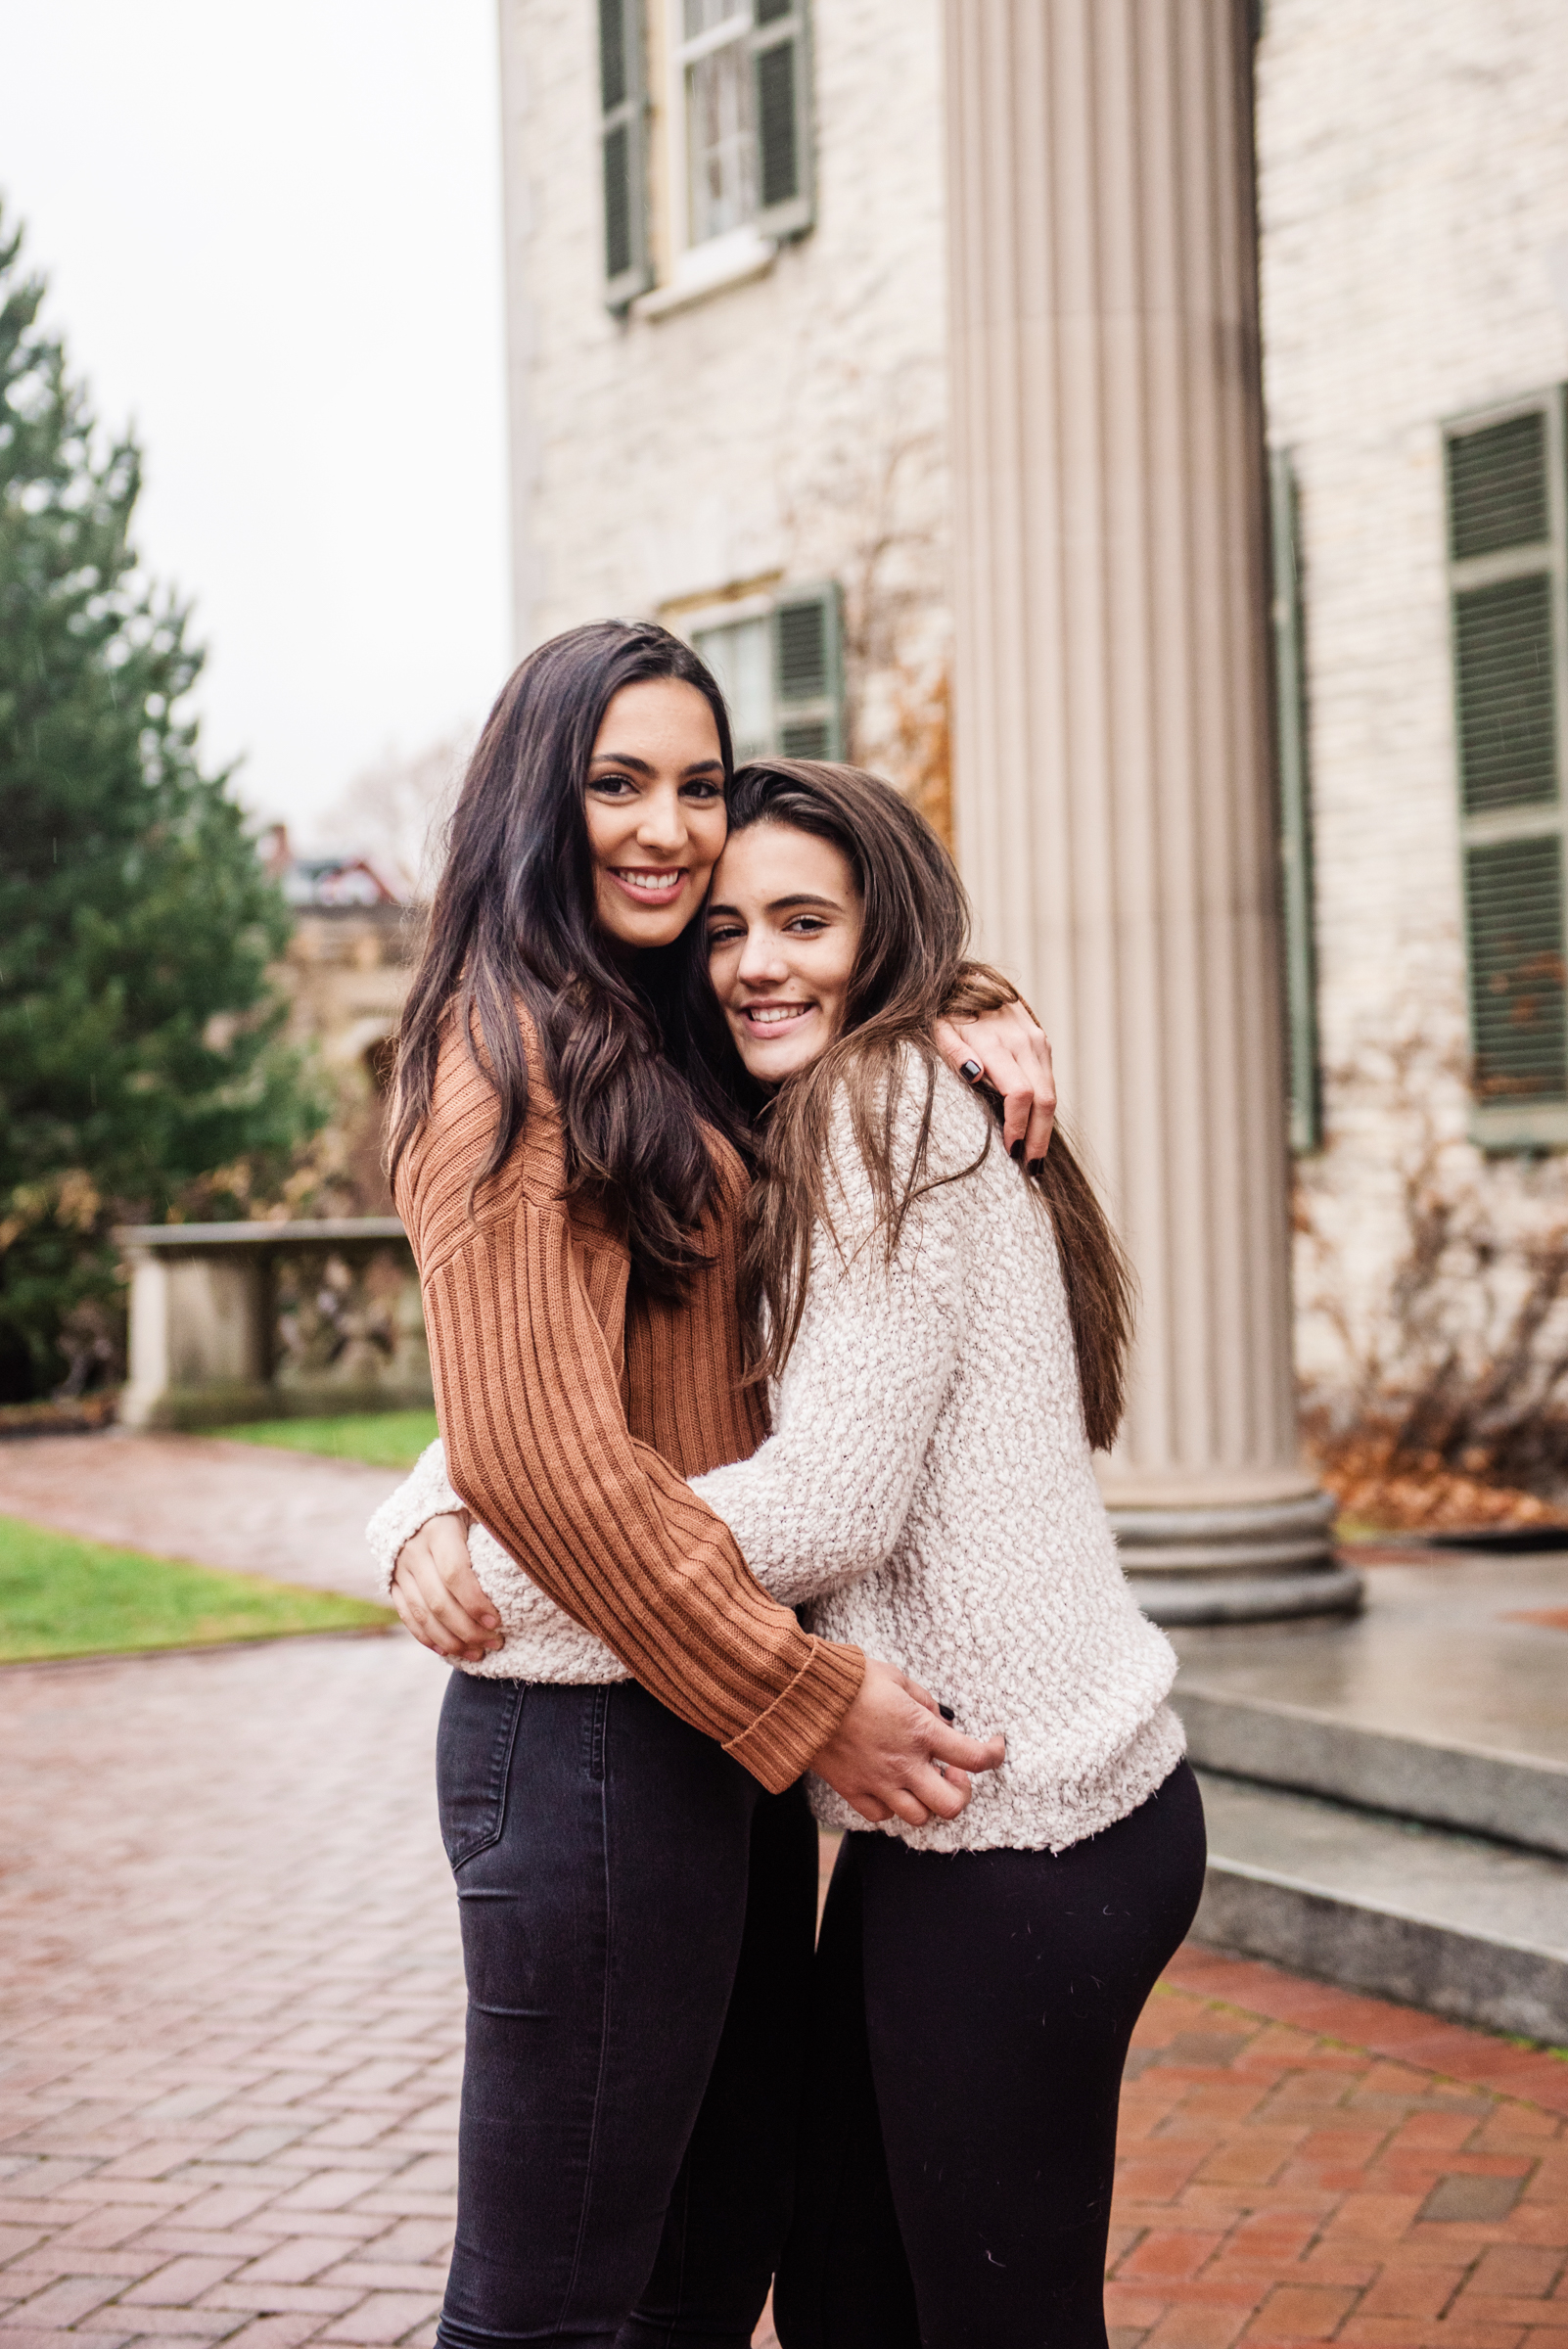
[692,583,845,761]
[598,0,813,312]
[1445,389,1568,1146]
[1268,448,1320,1152]
[675,0,811,252]
[682,1,757,243]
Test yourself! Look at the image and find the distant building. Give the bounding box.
[498,0,1568,1449]
[259,827,416,1215]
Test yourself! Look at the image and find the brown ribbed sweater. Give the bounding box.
[393,1010,865,1793]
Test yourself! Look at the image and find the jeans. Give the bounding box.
[433,1672,818,2349]
[775,1761,1209,2349]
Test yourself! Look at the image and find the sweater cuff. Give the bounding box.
[722,1637,865,1794]
[364,1438,466,1598]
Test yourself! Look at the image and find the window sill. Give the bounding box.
[632,227,777,321]
[1470,1102,1568,1153]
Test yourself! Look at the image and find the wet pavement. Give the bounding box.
[0,1635,461,2349]
[1174,1551,1568,1773]
[1,1440,1566,2347]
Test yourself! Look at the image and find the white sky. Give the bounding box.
[0,1,510,845]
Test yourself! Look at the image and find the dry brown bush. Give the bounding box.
[1297,1027,1568,1529]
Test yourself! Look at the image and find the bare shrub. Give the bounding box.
[775,368,952,821]
[1296,1021,1568,1526]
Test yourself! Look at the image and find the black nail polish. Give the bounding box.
[938,1702,955,1723]
[1009,1138,1024,1162]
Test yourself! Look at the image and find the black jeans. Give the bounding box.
[433,1673,817,2349]
[775,1762,1208,2349]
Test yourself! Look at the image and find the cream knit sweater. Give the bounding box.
[368,1058,1184,1854]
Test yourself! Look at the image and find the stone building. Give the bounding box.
[500,0,953,823]
[1256,0,1568,1467]
[498,0,1568,1478]
[259,828,415,1217]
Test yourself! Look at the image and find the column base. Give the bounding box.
[1103,1483,1363,1627]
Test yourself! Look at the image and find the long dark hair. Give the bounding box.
[388,621,742,1296]
[727,760,1134,1451]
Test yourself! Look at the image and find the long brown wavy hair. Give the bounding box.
[387,622,746,1298]
[727,760,1134,1452]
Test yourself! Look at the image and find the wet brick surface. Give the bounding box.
[1,1451,1565,2348]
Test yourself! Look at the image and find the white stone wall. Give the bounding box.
[1256,0,1568,1399]
[497,0,951,781]
[498,0,1568,1419]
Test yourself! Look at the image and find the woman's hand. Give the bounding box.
[934,999,1056,1163]
[390,1511,504,1664]
[809,1658,1006,1828]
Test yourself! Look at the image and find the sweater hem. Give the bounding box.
[809,1704,1188,1855]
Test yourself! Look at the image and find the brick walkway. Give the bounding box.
[1,1631,1565,2349]
[0,1636,459,2349]
[1117,1953,1568,2349]
[0,1435,398,1601]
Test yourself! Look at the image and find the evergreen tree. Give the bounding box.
[0,208,323,1400]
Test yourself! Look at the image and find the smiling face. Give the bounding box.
[706,821,865,1082]
[583,677,729,949]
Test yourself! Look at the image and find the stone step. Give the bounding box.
[1194,1768,1568,2044]
[1164,1550,1568,1860]
[1174,1681,1568,1860]
[1176,1681,1568,1857]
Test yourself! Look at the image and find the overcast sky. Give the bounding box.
[0,1,510,845]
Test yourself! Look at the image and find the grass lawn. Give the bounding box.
[210,1409,439,1470]
[0,1514,394,1664]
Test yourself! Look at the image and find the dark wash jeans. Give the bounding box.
[433,1671,817,2349]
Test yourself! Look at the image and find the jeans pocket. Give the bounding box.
[436,1673,527,1871]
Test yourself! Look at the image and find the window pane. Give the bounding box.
[687,39,756,243]
[695,618,771,759]
[684,0,747,37]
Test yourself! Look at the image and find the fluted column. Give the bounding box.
[943,0,1358,1623]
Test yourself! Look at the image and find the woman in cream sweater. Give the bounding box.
[377,759,1206,2347]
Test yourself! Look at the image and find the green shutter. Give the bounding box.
[750,0,813,243]
[1453,575,1557,811]
[1447,387,1568,1144]
[1450,410,1549,558]
[1465,836,1568,1103]
[1268,448,1320,1153]
[771,583,844,758]
[600,0,651,310]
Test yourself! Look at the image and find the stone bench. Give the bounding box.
[116,1219,432,1430]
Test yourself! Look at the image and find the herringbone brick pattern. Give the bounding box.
[0,1636,460,2349]
[1111,1952,1568,2349]
[1,1633,1565,2349]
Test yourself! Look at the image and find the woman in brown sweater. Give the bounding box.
[384,622,1051,2349]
